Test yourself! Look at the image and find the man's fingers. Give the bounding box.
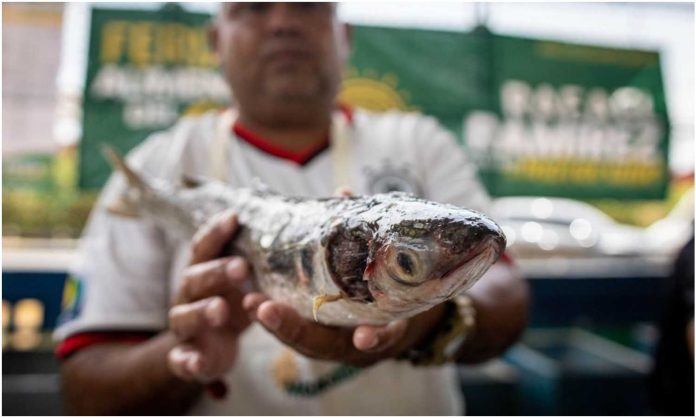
[168,344,200,381]
[256,301,356,362]
[178,256,249,303]
[168,344,216,382]
[169,297,230,340]
[256,302,406,365]
[353,320,408,353]
[353,326,380,351]
[242,292,270,317]
[190,210,238,264]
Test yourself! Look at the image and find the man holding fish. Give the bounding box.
[56,3,528,415]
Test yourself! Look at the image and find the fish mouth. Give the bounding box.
[440,238,501,281]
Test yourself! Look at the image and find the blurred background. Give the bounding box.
[2,2,694,415]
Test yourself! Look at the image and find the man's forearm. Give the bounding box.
[60,331,203,415]
[456,262,529,364]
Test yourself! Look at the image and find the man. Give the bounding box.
[56,3,528,415]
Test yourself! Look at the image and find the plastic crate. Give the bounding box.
[458,359,520,415]
[2,351,63,415]
[505,328,653,415]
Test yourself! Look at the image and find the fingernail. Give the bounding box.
[212,212,226,228]
[205,299,224,327]
[187,353,201,374]
[223,212,237,233]
[363,334,379,350]
[170,347,185,362]
[226,258,246,278]
[356,329,378,350]
[262,307,281,331]
[242,294,262,312]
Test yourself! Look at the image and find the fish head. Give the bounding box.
[362,197,506,315]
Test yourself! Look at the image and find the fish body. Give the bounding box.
[104,147,506,326]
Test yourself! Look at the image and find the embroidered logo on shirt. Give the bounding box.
[364,160,423,196]
[57,275,85,325]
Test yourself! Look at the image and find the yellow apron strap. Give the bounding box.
[330,111,353,191]
[210,108,237,182]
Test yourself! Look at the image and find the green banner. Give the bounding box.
[79,13,669,199]
[79,6,225,189]
[484,33,668,199]
[341,26,494,134]
[342,26,669,200]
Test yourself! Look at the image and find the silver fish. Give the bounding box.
[103,146,506,326]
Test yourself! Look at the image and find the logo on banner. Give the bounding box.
[339,68,419,113]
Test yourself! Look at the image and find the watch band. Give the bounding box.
[399,295,477,366]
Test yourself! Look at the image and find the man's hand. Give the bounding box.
[168,211,253,382]
[244,296,445,368]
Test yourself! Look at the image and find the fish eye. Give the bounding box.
[397,252,415,276]
[386,246,430,286]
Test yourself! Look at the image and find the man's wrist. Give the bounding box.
[397,296,477,366]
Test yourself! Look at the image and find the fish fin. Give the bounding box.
[294,256,311,287]
[106,196,140,218]
[101,144,146,190]
[250,177,279,196]
[312,293,343,322]
[180,174,204,189]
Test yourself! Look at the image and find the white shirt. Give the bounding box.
[55,108,491,415]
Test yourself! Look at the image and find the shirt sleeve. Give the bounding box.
[53,133,178,342]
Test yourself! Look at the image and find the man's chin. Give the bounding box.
[265,81,322,102]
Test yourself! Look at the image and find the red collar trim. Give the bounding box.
[232,122,330,166]
[337,102,354,125]
[230,104,353,166]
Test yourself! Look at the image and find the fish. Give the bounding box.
[102,145,507,326]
